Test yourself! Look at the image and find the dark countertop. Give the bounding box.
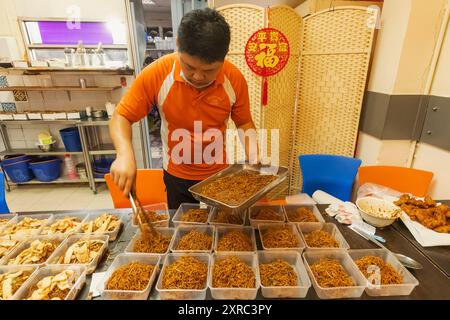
[13,206,450,300]
[391,200,450,278]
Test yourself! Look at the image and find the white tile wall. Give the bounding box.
[93,75,120,87]
[27,91,44,103]
[0,92,14,103]
[26,140,37,149]
[7,128,24,141]
[10,140,27,149]
[5,124,21,129]
[22,75,40,87]
[22,128,43,141]
[6,75,24,86]
[14,102,29,113]
[0,138,5,152]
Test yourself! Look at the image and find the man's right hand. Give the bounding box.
[110,154,137,196]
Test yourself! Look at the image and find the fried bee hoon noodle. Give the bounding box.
[212,256,255,288]
[213,210,243,225]
[262,227,299,248]
[217,230,253,251]
[181,209,209,223]
[304,230,339,248]
[161,256,208,290]
[133,231,172,254]
[106,262,155,291]
[176,230,212,251]
[310,259,354,288]
[287,207,317,222]
[201,170,277,205]
[251,208,282,221]
[260,259,298,287]
[355,256,403,285]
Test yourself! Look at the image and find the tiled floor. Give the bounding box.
[5,184,114,213]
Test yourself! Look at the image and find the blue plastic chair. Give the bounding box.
[299,154,362,202]
[0,171,10,214]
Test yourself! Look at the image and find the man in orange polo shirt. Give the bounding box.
[109,8,256,209]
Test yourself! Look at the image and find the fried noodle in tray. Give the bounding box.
[189,164,288,211]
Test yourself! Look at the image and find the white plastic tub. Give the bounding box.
[40,212,89,235]
[258,223,305,253]
[283,205,325,223]
[208,208,246,227]
[0,214,54,239]
[303,250,366,299]
[248,205,285,228]
[172,203,213,228]
[214,226,256,253]
[131,202,170,228]
[171,225,214,253]
[125,227,175,256]
[0,238,23,265]
[156,253,210,300]
[99,253,160,300]
[0,214,18,233]
[348,249,419,297]
[3,234,66,266]
[81,212,125,241]
[14,265,87,300]
[258,250,311,298]
[298,222,350,250]
[46,234,109,274]
[209,252,259,300]
[0,265,39,300]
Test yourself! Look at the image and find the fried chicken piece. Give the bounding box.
[436,204,450,218]
[400,204,415,215]
[406,209,418,221]
[424,196,437,208]
[433,225,450,233]
[414,208,446,230]
[395,194,411,206]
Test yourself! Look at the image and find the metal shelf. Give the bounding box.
[0,86,121,92]
[0,148,83,156]
[94,178,106,182]
[145,48,174,52]
[3,67,134,75]
[89,144,116,155]
[0,118,110,126]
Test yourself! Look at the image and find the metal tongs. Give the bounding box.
[129,190,156,236]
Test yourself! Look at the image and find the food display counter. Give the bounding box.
[1,205,449,300]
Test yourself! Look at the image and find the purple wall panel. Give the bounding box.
[37,21,114,45]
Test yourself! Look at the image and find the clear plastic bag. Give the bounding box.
[357,183,403,200]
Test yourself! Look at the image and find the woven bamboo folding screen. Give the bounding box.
[263,6,302,198]
[217,4,376,197]
[289,7,377,193]
[217,5,265,162]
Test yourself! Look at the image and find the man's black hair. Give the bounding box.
[178,8,230,63]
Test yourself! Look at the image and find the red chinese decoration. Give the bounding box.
[244,28,290,105]
[244,28,290,77]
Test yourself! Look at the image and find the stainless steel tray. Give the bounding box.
[188,164,288,212]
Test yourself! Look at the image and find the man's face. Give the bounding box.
[178,52,223,88]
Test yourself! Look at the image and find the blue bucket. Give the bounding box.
[29,157,62,182]
[3,159,34,183]
[93,157,115,174]
[59,127,82,152]
[1,154,30,167]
